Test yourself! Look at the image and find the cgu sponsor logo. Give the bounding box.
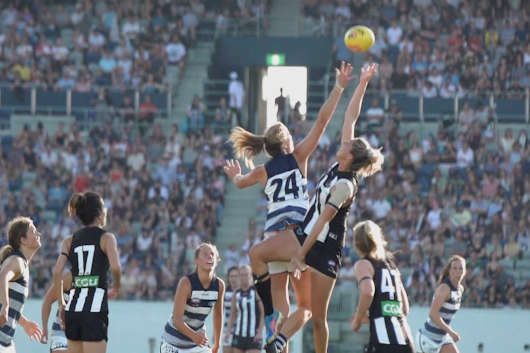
[74,276,100,288]
[381,301,403,317]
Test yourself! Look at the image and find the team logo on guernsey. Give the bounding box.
[381,301,403,317]
[190,298,201,307]
[450,291,461,303]
[73,275,99,288]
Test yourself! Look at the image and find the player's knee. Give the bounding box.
[248,244,260,262]
[312,314,327,330]
[301,307,312,321]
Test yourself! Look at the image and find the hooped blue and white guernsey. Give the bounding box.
[263,153,308,232]
[162,272,220,348]
[0,251,29,348]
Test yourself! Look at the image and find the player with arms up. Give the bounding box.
[224,62,357,344]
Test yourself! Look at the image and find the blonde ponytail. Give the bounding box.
[227,123,288,169]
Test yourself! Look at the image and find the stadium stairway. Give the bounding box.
[266,0,305,37]
[215,156,268,275]
[169,41,214,123]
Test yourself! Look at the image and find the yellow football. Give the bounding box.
[344,25,376,53]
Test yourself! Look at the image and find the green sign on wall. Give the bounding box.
[266,53,286,66]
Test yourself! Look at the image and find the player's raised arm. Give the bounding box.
[293,62,356,167]
[342,63,378,144]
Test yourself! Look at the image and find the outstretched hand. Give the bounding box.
[335,61,357,88]
[223,159,242,180]
[359,63,378,83]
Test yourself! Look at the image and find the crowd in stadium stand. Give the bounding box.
[230,102,530,309]
[0,0,244,301]
[303,0,530,308]
[1,0,530,310]
[311,0,530,96]
[0,0,268,92]
[4,119,230,301]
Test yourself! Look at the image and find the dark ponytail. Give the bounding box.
[68,192,104,226]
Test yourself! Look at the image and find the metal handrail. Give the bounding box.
[0,85,173,118]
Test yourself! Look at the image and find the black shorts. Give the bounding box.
[65,311,108,342]
[232,335,262,350]
[365,343,414,353]
[294,227,342,279]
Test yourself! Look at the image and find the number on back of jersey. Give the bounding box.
[380,268,401,301]
[271,172,299,202]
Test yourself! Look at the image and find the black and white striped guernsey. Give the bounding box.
[0,251,29,348]
[365,256,410,346]
[162,272,220,348]
[303,162,358,245]
[66,227,109,314]
[223,287,234,334]
[233,287,260,338]
[419,277,462,343]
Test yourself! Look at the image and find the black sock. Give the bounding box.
[253,273,274,316]
[274,334,287,351]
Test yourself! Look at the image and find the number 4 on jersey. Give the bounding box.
[272,172,299,202]
[74,245,95,276]
[381,268,401,301]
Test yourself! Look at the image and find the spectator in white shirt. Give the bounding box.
[439,77,457,98]
[371,193,392,220]
[456,142,474,169]
[70,3,85,26]
[228,71,245,126]
[16,37,33,59]
[386,20,403,46]
[426,200,442,230]
[88,27,106,51]
[148,181,170,201]
[165,34,186,76]
[366,99,385,127]
[459,101,476,132]
[421,80,438,98]
[52,38,69,64]
[427,67,443,87]
[39,145,58,169]
[122,16,141,41]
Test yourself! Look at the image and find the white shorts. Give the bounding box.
[50,335,68,351]
[0,342,16,353]
[264,232,294,275]
[414,331,453,353]
[222,333,233,347]
[160,340,212,353]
